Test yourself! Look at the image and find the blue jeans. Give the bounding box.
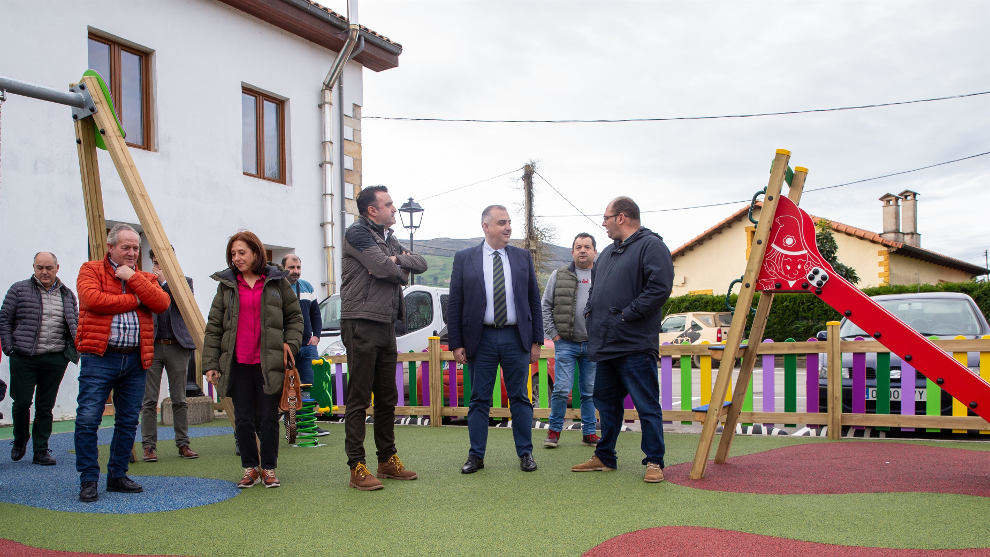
[297,344,319,387]
[74,352,147,483]
[593,352,665,469]
[549,340,597,435]
[467,326,533,459]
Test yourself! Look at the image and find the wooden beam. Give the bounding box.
[73,116,107,261]
[428,337,443,427]
[83,76,206,361]
[690,149,792,480]
[827,321,843,439]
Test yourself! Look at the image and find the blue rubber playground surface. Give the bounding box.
[0,425,239,514]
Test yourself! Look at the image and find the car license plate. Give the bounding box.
[865,388,926,401]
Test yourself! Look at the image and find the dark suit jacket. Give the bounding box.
[155,277,196,350]
[448,242,543,358]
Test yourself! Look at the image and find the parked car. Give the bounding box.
[816,292,990,414]
[317,285,557,408]
[660,311,732,366]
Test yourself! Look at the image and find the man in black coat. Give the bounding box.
[0,252,79,465]
[570,197,673,483]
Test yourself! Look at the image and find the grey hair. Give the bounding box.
[281,253,301,267]
[107,223,139,246]
[481,204,508,223]
[33,251,58,265]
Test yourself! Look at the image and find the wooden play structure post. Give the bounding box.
[428,336,443,426]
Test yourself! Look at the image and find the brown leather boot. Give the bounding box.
[349,462,383,491]
[644,462,665,483]
[376,454,418,480]
[571,455,616,472]
[142,446,158,462]
[178,445,199,459]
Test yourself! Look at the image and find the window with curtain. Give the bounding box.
[242,88,285,183]
[87,34,152,150]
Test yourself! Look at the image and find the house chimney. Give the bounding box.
[879,193,903,243]
[899,189,920,247]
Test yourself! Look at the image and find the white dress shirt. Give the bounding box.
[482,241,517,326]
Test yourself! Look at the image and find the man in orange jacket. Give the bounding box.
[74,224,170,503]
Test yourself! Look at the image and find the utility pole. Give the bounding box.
[985,249,988,281]
[522,163,535,253]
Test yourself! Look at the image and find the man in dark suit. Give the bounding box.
[448,205,543,474]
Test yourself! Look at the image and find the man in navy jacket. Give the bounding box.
[448,205,543,474]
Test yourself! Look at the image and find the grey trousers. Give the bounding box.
[141,343,192,448]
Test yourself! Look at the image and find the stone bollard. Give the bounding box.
[161,396,215,426]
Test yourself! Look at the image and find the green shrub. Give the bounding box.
[662,281,990,342]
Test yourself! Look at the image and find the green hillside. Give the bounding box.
[416,254,454,287]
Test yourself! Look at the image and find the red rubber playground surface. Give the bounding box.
[662,441,990,497]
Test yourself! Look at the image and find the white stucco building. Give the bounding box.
[0,0,401,422]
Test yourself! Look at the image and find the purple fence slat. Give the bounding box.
[806,338,819,413]
[901,361,916,432]
[422,361,430,406]
[852,338,866,419]
[661,344,672,411]
[624,395,634,409]
[334,363,345,408]
[448,361,458,407]
[761,339,775,412]
[396,362,405,406]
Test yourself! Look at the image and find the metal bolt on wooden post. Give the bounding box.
[826,320,843,439]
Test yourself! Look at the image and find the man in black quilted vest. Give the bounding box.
[541,233,599,449]
[0,252,78,466]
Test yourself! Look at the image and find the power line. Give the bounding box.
[365,89,990,125]
[419,167,523,200]
[532,170,601,228]
[536,148,990,218]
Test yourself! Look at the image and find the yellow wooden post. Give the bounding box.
[826,321,843,440]
[981,335,990,435]
[951,335,968,433]
[428,336,443,427]
[73,116,107,260]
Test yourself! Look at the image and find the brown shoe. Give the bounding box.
[377,454,418,480]
[644,462,665,483]
[237,467,261,488]
[178,445,199,459]
[349,462,384,491]
[142,447,158,462]
[571,455,616,472]
[261,468,280,488]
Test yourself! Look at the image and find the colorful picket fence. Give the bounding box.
[304,334,990,435]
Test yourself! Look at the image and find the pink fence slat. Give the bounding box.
[448,361,458,407]
[901,361,916,432]
[660,344,673,411]
[761,339,775,412]
[335,363,345,408]
[806,338,819,413]
[421,361,430,406]
[395,362,405,407]
[851,338,866,418]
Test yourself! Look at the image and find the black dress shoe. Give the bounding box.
[461,456,484,474]
[79,481,98,503]
[520,453,537,472]
[107,476,144,493]
[11,442,26,462]
[32,449,56,466]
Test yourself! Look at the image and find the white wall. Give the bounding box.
[0,0,364,423]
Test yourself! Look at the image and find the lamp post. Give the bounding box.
[398,197,424,285]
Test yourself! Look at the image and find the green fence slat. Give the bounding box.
[926,336,940,432]
[784,338,797,427]
[408,360,418,406]
[538,359,549,408]
[742,357,754,426]
[680,353,692,425]
[463,362,472,404]
[493,366,503,408]
[876,351,891,431]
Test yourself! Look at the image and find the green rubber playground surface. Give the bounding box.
[0,421,987,555]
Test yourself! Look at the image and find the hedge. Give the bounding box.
[662,281,990,342]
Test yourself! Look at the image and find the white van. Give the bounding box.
[316,284,450,357]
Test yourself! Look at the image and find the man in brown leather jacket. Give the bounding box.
[340,185,427,490]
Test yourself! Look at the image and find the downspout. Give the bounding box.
[319,0,362,296]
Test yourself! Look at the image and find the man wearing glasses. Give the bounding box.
[571,197,673,483]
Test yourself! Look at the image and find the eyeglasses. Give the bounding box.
[602,213,619,222]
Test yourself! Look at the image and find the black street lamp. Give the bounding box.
[398,197,424,284]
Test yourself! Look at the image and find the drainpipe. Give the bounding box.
[319,0,362,296]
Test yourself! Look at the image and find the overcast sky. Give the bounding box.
[323,1,989,268]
